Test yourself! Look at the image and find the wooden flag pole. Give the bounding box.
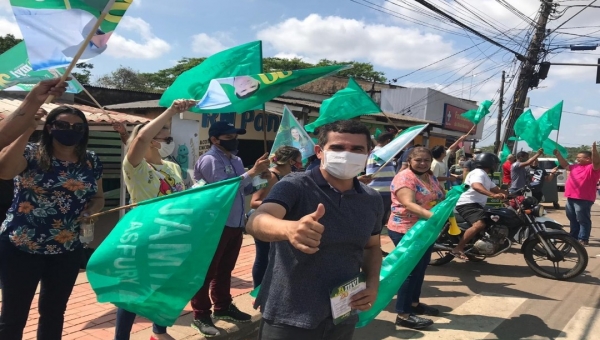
[81,85,114,122]
[262,110,268,153]
[371,156,396,177]
[45,0,117,103]
[86,201,137,220]
[381,111,402,132]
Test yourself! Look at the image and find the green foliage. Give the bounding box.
[140,57,206,90]
[263,57,313,72]
[96,66,153,91]
[315,59,387,82]
[0,34,21,54]
[72,62,94,84]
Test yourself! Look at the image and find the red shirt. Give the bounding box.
[502,161,512,184]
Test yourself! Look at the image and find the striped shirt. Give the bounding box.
[366,147,396,194]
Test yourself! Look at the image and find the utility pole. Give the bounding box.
[502,0,554,150]
[494,70,506,155]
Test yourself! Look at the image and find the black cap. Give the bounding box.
[209,121,246,138]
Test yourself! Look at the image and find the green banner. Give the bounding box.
[304,77,381,133]
[461,99,493,125]
[537,101,563,140]
[0,42,83,93]
[192,65,349,114]
[159,41,262,109]
[373,124,428,164]
[270,105,315,164]
[87,177,241,326]
[356,185,467,328]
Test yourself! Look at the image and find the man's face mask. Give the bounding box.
[321,150,368,180]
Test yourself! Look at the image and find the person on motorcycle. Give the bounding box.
[452,153,507,259]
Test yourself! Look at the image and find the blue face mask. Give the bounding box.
[51,129,84,146]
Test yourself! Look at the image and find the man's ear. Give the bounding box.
[315,145,324,160]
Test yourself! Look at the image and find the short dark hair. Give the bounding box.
[376,132,395,145]
[517,151,529,159]
[431,145,445,159]
[408,147,433,161]
[317,120,372,149]
[578,151,592,158]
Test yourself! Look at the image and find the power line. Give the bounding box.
[530,104,600,118]
[550,0,599,34]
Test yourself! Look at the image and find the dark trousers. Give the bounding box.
[258,318,355,340]
[0,239,82,340]
[532,191,543,203]
[388,230,432,314]
[191,227,243,319]
[252,238,270,288]
[381,193,392,227]
[114,308,166,340]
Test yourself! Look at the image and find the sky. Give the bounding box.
[1,0,599,148]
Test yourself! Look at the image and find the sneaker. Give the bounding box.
[413,303,440,316]
[396,314,434,329]
[213,304,252,323]
[579,240,589,246]
[191,317,220,338]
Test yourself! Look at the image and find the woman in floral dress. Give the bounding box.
[387,147,445,330]
[0,105,104,339]
[115,99,196,340]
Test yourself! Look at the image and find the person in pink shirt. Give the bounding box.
[554,143,600,246]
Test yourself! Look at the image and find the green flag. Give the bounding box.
[537,101,563,140]
[373,128,382,139]
[461,99,493,124]
[356,185,467,327]
[514,109,543,150]
[304,78,381,133]
[542,138,568,159]
[0,42,83,93]
[373,124,429,163]
[500,144,511,164]
[87,177,241,326]
[159,41,262,109]
[191,65,349,114]
[271,105,315,164]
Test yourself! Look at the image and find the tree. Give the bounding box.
[140,57,206,90]
[0,34,22,54]
[263,57,313,72]
[72,62,94,85]
[96,66,151,91]
[316,59,387,82]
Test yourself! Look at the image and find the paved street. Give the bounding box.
[355,194,600,340]
[2,193,598,339]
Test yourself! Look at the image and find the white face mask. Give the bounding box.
[158,141,175,158]
[321,150,368,180]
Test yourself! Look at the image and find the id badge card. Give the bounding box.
[224,165,234,175]
[330,273,366,325]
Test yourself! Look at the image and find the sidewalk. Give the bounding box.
[4,232,392,340]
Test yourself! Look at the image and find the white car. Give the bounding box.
[537,158,566,191]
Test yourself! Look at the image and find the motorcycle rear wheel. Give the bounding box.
[523,234,588,280]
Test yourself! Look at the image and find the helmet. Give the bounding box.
[473,152,500,172]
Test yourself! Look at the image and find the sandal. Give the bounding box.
[448,250,468,260]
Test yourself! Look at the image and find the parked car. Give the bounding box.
[538,158,566,191]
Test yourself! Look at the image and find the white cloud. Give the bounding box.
[0,16,20,37]
[106,16,170,59]
[257,14,455,71]
[191,33,228,55]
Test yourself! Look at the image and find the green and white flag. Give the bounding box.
[372,124,428,164]
[270,105,315,164]
[192,65,349,114]
[305,78,381,133]
[10,0,132,70]
[87,177,241,326]
[0,42,83,93]
[159,41,263,109]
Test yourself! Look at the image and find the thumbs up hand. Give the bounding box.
[287,204,326,254]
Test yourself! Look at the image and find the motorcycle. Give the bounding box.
[430,185,588,280]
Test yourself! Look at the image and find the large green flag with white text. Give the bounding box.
[0,42,83,93]
[191,65,349,114]
[304,78,381,133]
[356,185,466,327]
[159,41,262,109]
[87,177,241,326]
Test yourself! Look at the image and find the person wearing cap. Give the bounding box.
[190,121,271,337]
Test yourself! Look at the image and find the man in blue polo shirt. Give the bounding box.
[247,120,384,340]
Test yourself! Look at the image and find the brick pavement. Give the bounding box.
[2,233,392,339]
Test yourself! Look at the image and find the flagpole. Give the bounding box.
[86,202,137,220]
[45,0,118,103]
[381,111,402,132]
[78,80,114,122]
